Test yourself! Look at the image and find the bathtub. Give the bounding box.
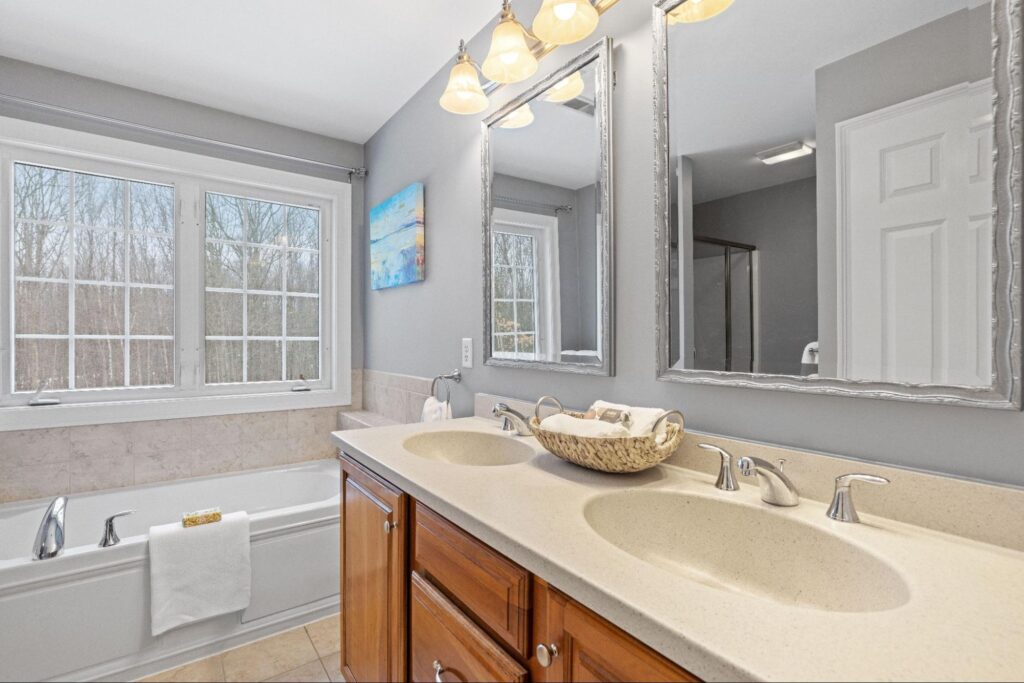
[0,459,340,682]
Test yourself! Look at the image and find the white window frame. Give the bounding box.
[491,207,561,362]
[0,117,352,430]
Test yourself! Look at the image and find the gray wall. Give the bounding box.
[815,5,992,375]
[364,0,1024,488]
[694,177,818,375]
[0,55,368,368]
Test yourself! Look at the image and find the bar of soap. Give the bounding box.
[182,508,222,528]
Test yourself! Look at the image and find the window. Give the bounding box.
[492,231,539,360]
[13,163,175,392]
[204,193,321,384]
[1,118,351,429]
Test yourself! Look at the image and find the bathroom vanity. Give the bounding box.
[338,452,695,683]
[332,418,1024,682]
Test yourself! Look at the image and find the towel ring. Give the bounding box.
[534,395,565,421]
[430,369,462,401]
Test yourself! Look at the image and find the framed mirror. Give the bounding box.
[483,37,614,376]
[654,0,1022,408]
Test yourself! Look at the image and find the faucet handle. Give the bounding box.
[99,509,135,548]
[698,443,739,492]
[827,474,889,523]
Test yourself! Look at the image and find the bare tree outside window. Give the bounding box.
[12,163,175,392]
[205,192,320,384]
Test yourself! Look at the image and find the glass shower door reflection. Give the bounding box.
[692,238,755,372]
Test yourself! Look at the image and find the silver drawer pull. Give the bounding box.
[536,643,560,668]
[433,660,445,683]
[384,520,397,533]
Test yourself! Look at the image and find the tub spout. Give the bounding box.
[33,496,67,560]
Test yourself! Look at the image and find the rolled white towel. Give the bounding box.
[590,400,668,438]
[540,413,630,438]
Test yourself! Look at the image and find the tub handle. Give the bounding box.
[99,509,135,548]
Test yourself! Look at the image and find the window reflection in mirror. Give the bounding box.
[488,57,605,369]
[666,0,994,387]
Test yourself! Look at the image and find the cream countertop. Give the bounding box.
[331,417,1024,682]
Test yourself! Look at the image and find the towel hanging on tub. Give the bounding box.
[148,511,252,636]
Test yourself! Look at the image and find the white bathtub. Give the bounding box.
[0,459,340,682]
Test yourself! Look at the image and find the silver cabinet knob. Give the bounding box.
[384,520,397,534]
[536,643,560,668]
[433,660,445,683]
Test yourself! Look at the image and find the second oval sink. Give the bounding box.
[584,490,910,613]
[402,431,535,466]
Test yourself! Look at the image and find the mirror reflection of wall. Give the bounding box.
[489,59,604,367]
[667,0,994,386]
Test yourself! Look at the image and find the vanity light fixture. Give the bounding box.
[667,0,734,24]
[482,1,539,84]
[440,40,490,115]
[498,103,535,129]
[544,70,586,103]
[756,141,815,165]
[439,1,622,114]
[533,0,600,45]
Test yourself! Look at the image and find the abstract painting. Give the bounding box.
[370,182,425,290]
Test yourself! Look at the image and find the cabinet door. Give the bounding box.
[531,579,700,683]
[340,455,408,683]
[410,572,527,683]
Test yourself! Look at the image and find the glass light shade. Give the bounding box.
[532,0,600,45]
[440,58,489,115]
[544,71,585,103]
[499,104,535,129]
[667,0,734,24]
[481,11,539,84]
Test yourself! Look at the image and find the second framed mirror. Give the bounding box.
[482,36,614,376]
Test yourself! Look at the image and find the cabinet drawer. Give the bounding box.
[412,503,531,660]
[411,572,527,683]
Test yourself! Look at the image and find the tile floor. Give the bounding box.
[140,614,342,682]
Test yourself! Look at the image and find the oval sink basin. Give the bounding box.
[584,491,909,613]
[402,431,535,466]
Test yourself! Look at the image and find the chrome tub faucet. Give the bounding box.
[33,496,67,560]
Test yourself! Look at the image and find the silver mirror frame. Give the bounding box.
[653,0,1023,409]
[483,36,615,376]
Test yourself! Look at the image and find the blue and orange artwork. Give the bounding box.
[370,182,425,290]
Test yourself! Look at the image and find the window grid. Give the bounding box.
[492,231,539,360]
[204,193,321,385]
[12,165,175,391]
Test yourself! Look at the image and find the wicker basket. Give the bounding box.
[529,396,685,473]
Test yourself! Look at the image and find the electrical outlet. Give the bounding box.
[461,338,474,368]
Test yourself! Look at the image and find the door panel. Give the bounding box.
[341,456,407,683]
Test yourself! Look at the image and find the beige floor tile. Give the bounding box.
[141,655,225,682]
[221,627,320,683]
[264,659,330,682]
[304,614,341,658]
[320,653,344,683]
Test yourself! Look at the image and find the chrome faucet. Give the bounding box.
[697,444,740,492]
[33,496,67,560]
[492,403,533,436]
[737,457,799,507]
[99,510,135,548]
[827,474,889,523]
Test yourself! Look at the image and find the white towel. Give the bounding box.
[149,511,252,636]
[420,396,453,422]
[540,413,630,438]
[591,400,668,439]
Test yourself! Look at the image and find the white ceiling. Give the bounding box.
[0,0,501,143]
[668,0,979,203]
[492,63,600,191]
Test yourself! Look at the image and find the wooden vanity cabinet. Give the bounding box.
[340,457,408,683]
[338,453,701,683]
[531,579,699,683]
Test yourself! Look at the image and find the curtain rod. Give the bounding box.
[0,92,368,179]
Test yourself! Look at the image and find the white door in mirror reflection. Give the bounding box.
[491,208,561,362]
[838,80,993,386]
